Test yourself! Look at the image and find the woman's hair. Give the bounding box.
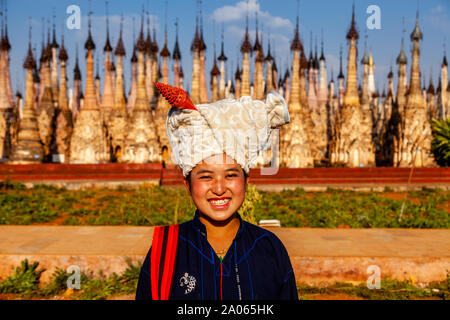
[185,169,249,190]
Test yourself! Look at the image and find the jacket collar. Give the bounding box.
[192,209,246,240]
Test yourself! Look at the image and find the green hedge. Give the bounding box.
[0,182,448,228]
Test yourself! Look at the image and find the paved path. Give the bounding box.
[0,226,448,286]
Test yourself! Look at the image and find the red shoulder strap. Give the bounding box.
[150,225,179,300]
[160,224,179,300]
[150,226,164,300]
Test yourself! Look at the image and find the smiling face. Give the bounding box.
[184,153,249,224]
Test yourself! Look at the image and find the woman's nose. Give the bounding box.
[211,177,226,195]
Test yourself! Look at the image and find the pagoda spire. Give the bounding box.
[173,18,182,88]
[240,0,253,54]
[407,10,424,105]
[290,6,302,110]
[70,0,110,164]
[145,10,152,56]
[71,43,82,119]
[1,0,11,51]
[150,20,159,92]
[343,3,360,107]
[190,4,200,103]
[265,35,274,93]
[198,0,208,103]
[108,13,128,163]
[160,0,171,86]
[172,18,181,60]
[217,23,227,98]
[346,2,359,41]
[253,12,264,100]
[330,4,376,168]
[280,0,315,169]
[51,8,59,49]
[103,1,112,52]
[10,20,44,164]
[128,17,138,110]
[314,36,318,69]
[136,8,146,52]
[160,0,170,57]
[58,32,69,109]
[318,29,328,102]
[114,14,126,58]
[54,26,73,164]
[191,8,200,52]
[49,9,59,103]
[135,7,149,106]
[320,29,325,61]
[396,18,407,107]
[83,2,98,108]
[290,0,302,52]
[398,9,436,167]
[253,12,262,53]
[218,25,227,62]
[114,13,126,107]
[443,39,448,68]
[73,44,81,81]
[234,57,241,99]
[307,32,318,110]
[131,17,137,63]
[84,6,95,51]
[198,0,206,52]
[35,15,56,162]
[210,43,220,102]
[24,22,36,70]
[123,6,161,164]
[337,44,344,105]
[1,0,13,108]
[144,10,154,101]
[440,38,448,119]
[100,0,115,122]
[95,53,100,102]
[240,0,252,97]
[361,32,370,104]
[338,45,344,79]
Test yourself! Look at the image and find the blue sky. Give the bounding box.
[6,0,450,96]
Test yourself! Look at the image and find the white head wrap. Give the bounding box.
[166,91,290,177]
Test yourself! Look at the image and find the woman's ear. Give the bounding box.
[244,175,249,191]
[183,178,191,194]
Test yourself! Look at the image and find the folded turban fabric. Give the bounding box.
[159,84,290,177]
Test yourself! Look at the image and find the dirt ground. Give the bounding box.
[0,292,364,300]
[1,291,444,300]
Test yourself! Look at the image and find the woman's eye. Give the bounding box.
[200,176,211,179]
[227,174,237,178]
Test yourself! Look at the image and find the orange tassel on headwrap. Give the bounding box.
[154,82,197,111]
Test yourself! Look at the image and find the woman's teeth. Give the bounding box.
[209,199,230,205]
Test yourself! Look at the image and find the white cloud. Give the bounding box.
[424,5,450,30]
[430,5,444,14]
[226,25,245,39]
[211,0,293,30]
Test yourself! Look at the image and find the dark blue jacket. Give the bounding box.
[136,210,298,300]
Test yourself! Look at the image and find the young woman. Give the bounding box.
[135,83,297,300]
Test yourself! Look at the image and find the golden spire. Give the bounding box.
[343,4,360,107]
